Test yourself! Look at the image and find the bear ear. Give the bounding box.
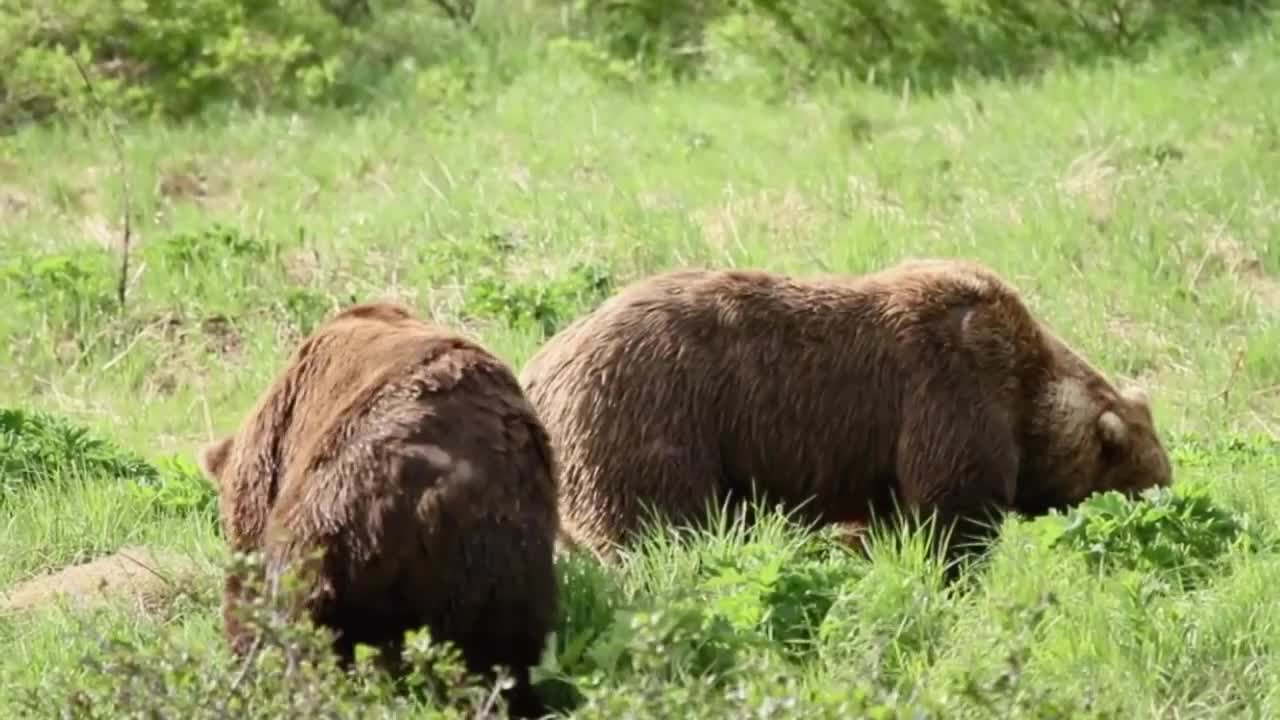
[1097,410,1127,450]
[197,435,234,485]
[1120,385,1151,409]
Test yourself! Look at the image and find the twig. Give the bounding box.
[223,632,265,710]
[70,55,132,313]
[116,548,178,587]
[1215,349,1246,405]
[100,327,148,371]
[476,670,511,719]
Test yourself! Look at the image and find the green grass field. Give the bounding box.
[2,9,1279,718]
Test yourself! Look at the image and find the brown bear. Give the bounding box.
[518,258,1173,566]
[197,300,559,718]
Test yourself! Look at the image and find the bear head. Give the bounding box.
[1019,380,1173,516]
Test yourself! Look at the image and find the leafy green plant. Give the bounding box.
[2,250,118,334]
[694,533,858,658]
[141,224,282,314]
[1036,482,1264,589]
[131,453,219,522]
[463,262,614,336]
[149,223,272,271]
[582,594,746,681]
[569,0,1267,92]
[0,407,216,520]
[0,0,493,128]
[0,407,158,499]
[278,287,336,336]
[545,549,629,678]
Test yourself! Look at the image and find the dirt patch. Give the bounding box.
[1205,233,1280,310]
[200,314,244,357]
[282,246,325,286]
[80,212,133,250]
[157,159,233,210]
[0,183,35,215]
[1,546,205,615]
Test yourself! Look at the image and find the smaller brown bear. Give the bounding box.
[198,300,559,718]
[519,258,1172,567]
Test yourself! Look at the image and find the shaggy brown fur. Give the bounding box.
[198,301,559,718]
[519,258,1173,565]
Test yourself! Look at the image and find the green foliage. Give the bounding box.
[462,262,614,336]
[691,531,857,657]
[573,0,1268,93]
[545,36,650,88]
[1037,482,1268,590]
[150,223,272,270]
[0,407,216,520]
[132,454,220,521]
[2,249,119,334]
[15,552,507,718]
[0,0,487,127]
[278,286,337,336]
[546,548,628,677]
[584,595,747,680]
[567,0,728,78]
[0,406,157,497]
[5,0,1267,127]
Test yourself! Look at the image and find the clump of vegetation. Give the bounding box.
[132,454,220,522]
[1035,481,1267,590]
[14,552,510,719]
[571,0,1266,92]
[462,262,614,336]
[0,0,494,129]
[148,223,273,271]
[2,250,119,336]
[0,407,157,498]
[0,407,215,520]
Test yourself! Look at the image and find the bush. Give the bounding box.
[572,0,1268,93]
[1032,480,1270,591]
[0,0,487,129]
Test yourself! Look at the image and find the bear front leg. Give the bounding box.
[893,391,1020,578]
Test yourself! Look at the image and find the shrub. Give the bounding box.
[0,0,487,129]
[571,0,1268,93]
[14,551,508,719]
[1033,481,1268,590]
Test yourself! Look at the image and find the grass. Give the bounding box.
[1,11,1279,719]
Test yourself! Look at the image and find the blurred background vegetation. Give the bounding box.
[2,0,1267,131]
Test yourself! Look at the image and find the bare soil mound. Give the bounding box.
[1,545,205,614]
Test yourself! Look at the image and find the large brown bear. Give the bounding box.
[519,258,1172,565]
[197,300,559,718]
